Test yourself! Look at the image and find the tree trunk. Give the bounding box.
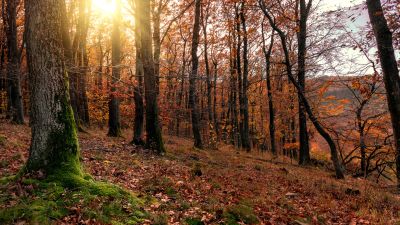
[297,0,312,165]
[76,0,91,126]
[152,3,161,95]
[189,0,203,149]
[25,0,81,175]
[132,0,145,145]
[202,5,213,124]
[235,6,243,148]
[176,39,187,136]
[357,108,367,177]
[96,32,103,89]
[137,0,165,153]
[262,26,276,155]
[5,0,24,124]
[239,1,251,151]
[213,61,219,136]
[108,0,122,137]
[366,0,400,187]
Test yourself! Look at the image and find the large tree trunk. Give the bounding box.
[297,0,312,165]
[239,1,251,151]
[108,0,122,137]
[137,0,165,153]
[25,0,81,175]
[5,0,24,124]
[132,0,144,145]
[189,0,203,149]
[366,0,400,186]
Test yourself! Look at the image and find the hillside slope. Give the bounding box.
[1,122,400,224]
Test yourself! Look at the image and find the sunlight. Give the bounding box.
[92,0,116,16]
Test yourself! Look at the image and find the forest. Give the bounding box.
[0,0,400,224]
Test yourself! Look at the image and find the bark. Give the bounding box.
[137,0,165,153]
[108,0,122,137]
[189,0,203,149]
[356,107,367,177]
[25,0,81,174]
[61,0,90,129]
[366,0,400,186]
[297,0,312,165]
[152,1,161,95]
[5,0,24,124]
[262,26,276,155]
[260,0,345,178]
[132,0,144,145]
[239,1,251,151]
[235,6,243,148]
[201,3,213,124]
[76,0,91,126]
[213,60,219,136]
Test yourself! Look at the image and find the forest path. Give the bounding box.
[1,123,399,224]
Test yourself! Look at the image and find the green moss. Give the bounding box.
[186,218,205,225]
[26,91,82,177]
[223,204,259,225]
[0,176,148,224]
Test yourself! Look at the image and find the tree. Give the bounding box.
[61,0,91,129]
[239,0,251,151]
[25,0,81,175]
[4,0,24,124]
[108,0,122,137]
[137,0,165,153]
[132,0,144,145]
[366,0,400,187]
[262,24,276,155]
[297,0,312,165]
[189,0,203,149]
[259,0,345,179]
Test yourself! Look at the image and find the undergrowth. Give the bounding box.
[0,172,148,224]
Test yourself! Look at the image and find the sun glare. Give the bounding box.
[92,0,116,16]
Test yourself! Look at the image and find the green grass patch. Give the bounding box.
[0,173,148,224]
[223,203,259,224]
[185,217,204,225]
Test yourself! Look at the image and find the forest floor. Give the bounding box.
[1,122,400,224]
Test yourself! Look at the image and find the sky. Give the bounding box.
[319,0,365,11]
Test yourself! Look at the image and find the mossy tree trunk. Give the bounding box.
[25,0,81,175]
[137,0,165,153]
